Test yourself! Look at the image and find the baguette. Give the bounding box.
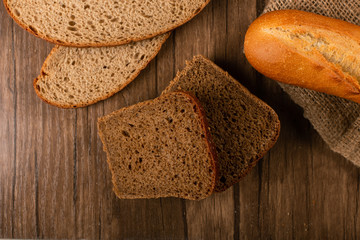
[4,0,209,47]
[244,10,360,104]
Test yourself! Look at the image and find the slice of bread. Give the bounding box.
[4,0,209,47]
[163,55,280,192]
[34,33,169,108]
[97,91,217,200]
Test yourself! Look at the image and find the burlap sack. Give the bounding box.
[263,0,360,166]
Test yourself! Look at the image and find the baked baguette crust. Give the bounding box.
[244,10,360,104]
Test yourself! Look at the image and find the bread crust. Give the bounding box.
[180,90,219,197]
[33,33,171,109]
[97,91,218,200]
[244,10,360,104]
[3,0,210,47]
[163,55,281,192]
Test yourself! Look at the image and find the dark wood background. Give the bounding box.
[1,0,359,239]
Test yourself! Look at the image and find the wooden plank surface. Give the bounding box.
[0,0,359,239]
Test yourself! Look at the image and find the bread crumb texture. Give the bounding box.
[34,34,168,108]
[98,92,216,200]
[264,27,360,82]
[163,56,280,192]
[6,0,208,45]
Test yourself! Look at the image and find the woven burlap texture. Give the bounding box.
[263,0,360,166]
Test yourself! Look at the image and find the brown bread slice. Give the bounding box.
[34,33,169,108]
[163,55,280,192]
[97,91,217,200]
[4,0,209,47]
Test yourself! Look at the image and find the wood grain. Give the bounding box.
[0,4,15,237]
[0,0,359,239]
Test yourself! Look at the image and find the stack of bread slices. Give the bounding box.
[5,0,280,200]
[98,56,280,200]
[4,0,211,108]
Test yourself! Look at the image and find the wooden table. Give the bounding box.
[1,0,359,239]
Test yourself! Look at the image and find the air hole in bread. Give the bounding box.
[121,130,130,137]
[14,9,20,16]
[67,27,78,31]
[166,117,173,123]
[28,25,38,34]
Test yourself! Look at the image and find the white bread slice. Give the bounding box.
[4,0,209,47]
[34,33,170,108]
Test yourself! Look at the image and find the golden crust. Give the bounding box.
[244,10,360,104]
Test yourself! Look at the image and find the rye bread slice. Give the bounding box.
[4,0,209,47]
[97,91,217,200]
[34,33,169,108]
[163,55,280,192]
